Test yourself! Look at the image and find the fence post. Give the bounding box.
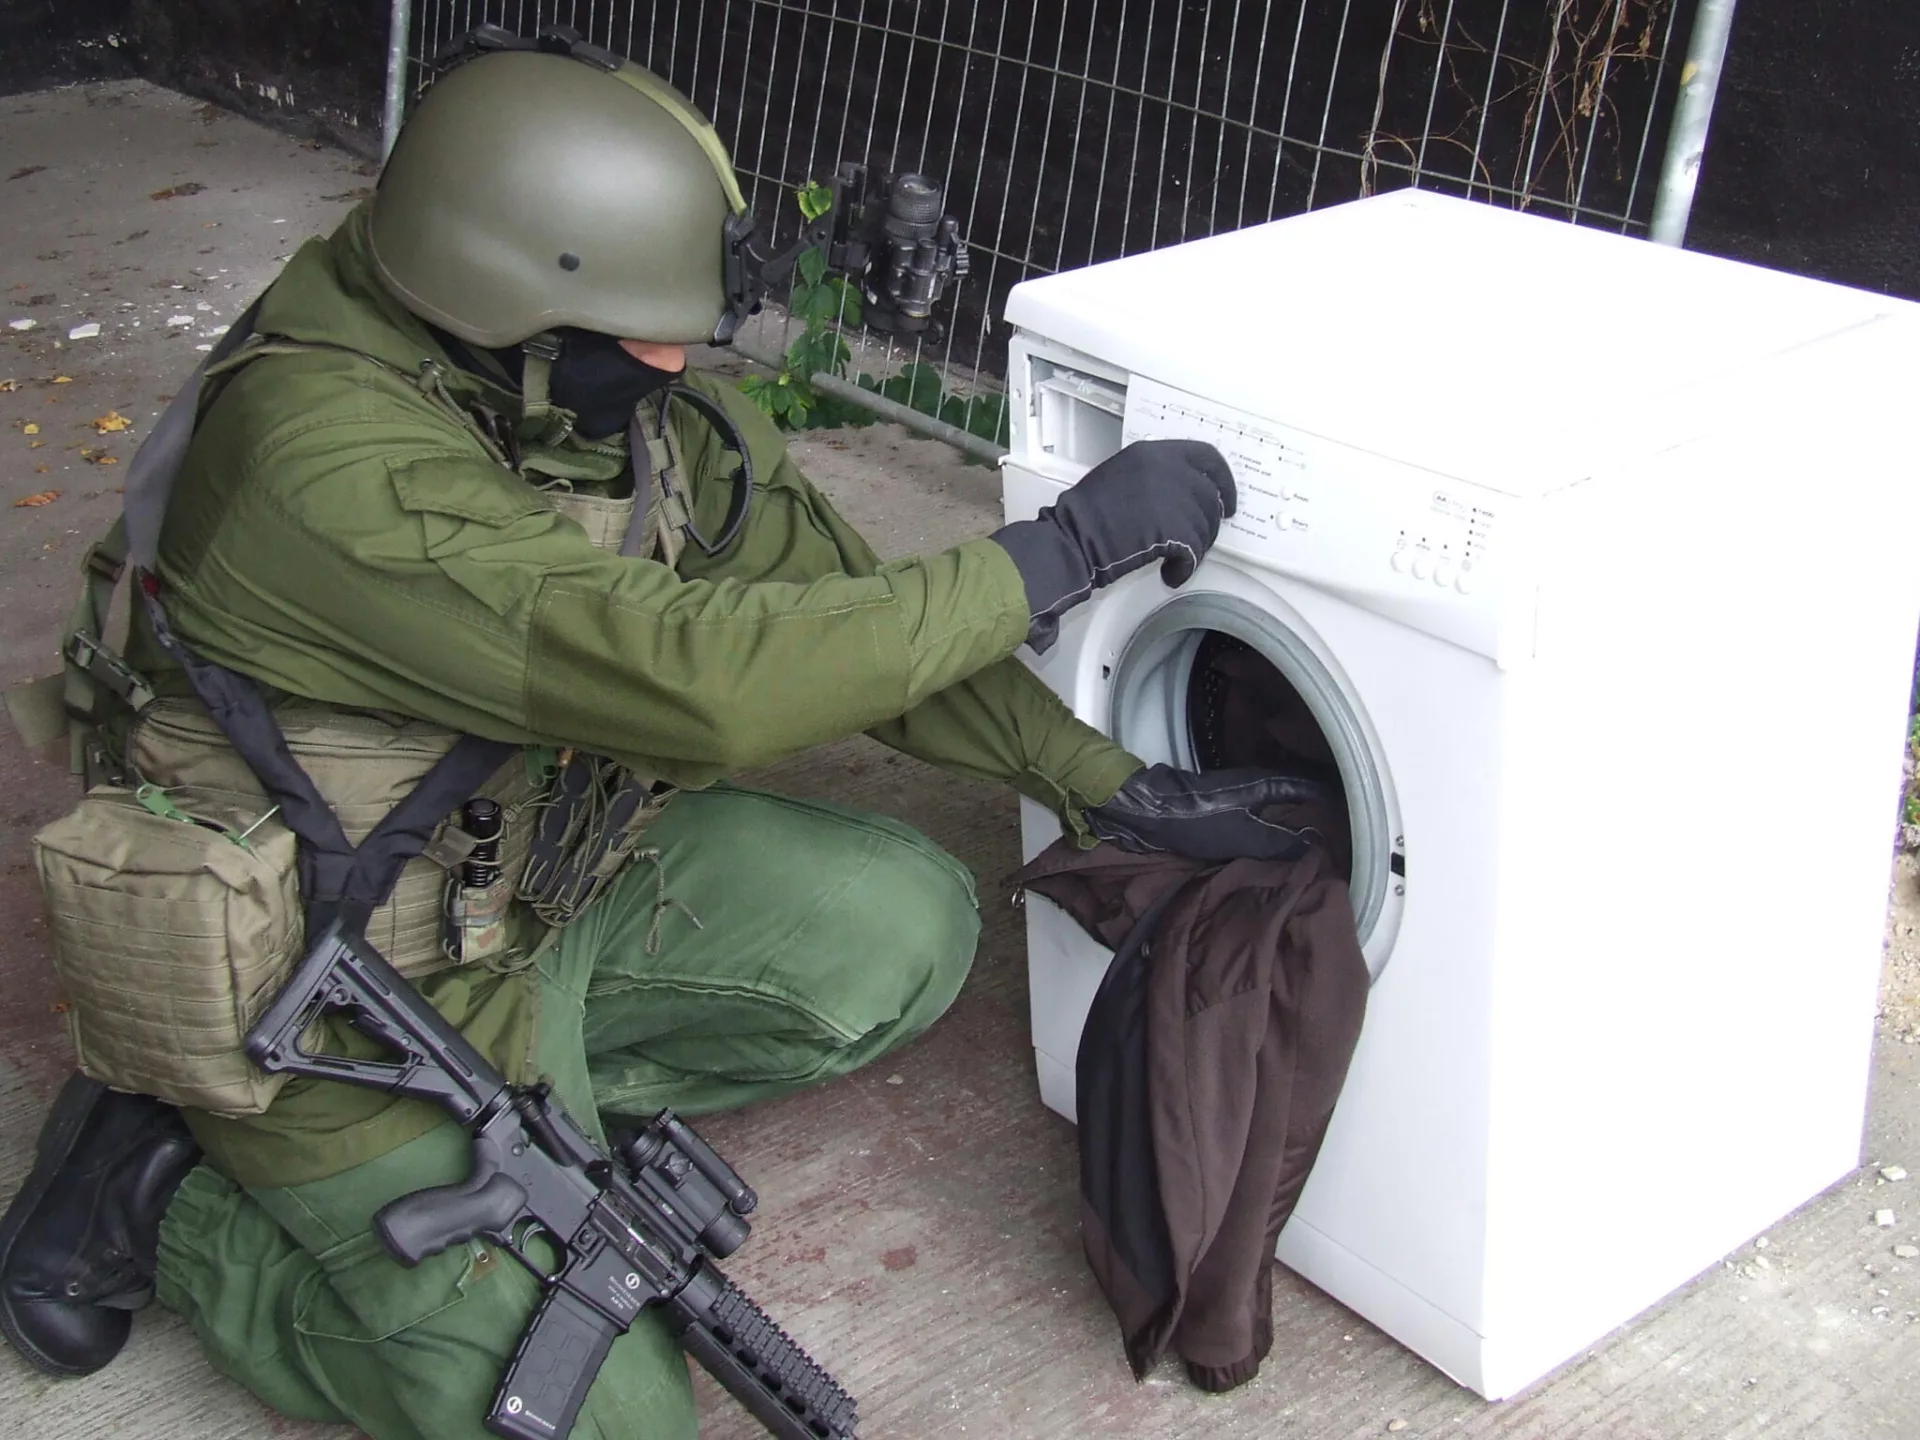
[1649,0,1740,246]
[382,0,414,162]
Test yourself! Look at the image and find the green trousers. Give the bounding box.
[152,786,981,1439]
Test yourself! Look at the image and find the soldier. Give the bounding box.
[0,38,1306,1440]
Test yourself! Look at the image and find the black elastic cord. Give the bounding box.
[661,384,755,557]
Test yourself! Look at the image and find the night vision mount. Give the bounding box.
[718,163,970,345]
[826,163,971,342]
[430,23,971,347]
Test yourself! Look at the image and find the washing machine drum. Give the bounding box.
[1185,633,1355,878]
[1104,590,1401,973]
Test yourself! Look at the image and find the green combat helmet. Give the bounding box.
[368,26,783,348]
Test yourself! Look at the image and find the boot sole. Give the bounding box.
[0,1073,119,1377]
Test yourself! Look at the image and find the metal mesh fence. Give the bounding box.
[406,1,1691,432]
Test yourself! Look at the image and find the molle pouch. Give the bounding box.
[31,784,304,1117]
[518,755,668,927]
[541,485,635,554]
[442,796,515,968]
[444,874,515,967]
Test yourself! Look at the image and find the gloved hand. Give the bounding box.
[1085,763,1326,863]
[991,439,1236,653]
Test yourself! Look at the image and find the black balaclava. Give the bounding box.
[435,325,680,440]
[537,328,680,439]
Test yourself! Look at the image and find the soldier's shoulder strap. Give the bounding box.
[2,295,267,775]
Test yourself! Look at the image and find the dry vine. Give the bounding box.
[1360,0,1674,219]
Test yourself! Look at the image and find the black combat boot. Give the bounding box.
[0,1073,201,1377]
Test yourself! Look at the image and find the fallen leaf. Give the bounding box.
[14,490,59,507]
[50,1001,69,1014]
[33,465,49,473]
[51,375,73,384]
[0,379,17,392]
[30,440,44,449]
[7,164,46,181]
[91,410,131,433]
[150,182,207,200]
[91,454,118,465]
[19,421,39,435]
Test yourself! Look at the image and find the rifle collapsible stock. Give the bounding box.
[245,924,860,1440]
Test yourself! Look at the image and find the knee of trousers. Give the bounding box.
[845,833,982,1040]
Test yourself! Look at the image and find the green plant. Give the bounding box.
[738,182,870,431]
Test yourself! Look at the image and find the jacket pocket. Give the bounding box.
[389,455,549,530]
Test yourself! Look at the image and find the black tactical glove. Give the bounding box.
[1085,764,1326,863]
[991,439,1236,653]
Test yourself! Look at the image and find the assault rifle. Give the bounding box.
[245,925,859,1440]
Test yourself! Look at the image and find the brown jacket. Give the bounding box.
[1018,840,1368,1390]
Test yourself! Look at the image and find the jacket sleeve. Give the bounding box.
[672,380,1142,839]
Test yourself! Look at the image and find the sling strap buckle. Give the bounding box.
[63,630,155,716]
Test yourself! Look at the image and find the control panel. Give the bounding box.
[1007,341,1521,662]
[1120,372,1490,584]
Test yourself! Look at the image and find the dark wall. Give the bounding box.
[0,0,137,94]
[1688,0,1920,300]
[120,0,389,157]
[0,0,387,154]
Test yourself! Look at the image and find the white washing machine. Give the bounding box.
[1000,190,1920,1400]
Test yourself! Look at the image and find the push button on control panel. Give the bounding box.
[1390,544,1482,595]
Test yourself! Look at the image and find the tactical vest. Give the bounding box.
[17,318,689,1115]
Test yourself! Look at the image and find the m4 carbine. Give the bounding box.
[245,925,859,1440]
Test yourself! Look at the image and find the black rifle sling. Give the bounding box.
[139,588,515,936]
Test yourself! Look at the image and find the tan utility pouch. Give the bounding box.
[32,786,302,1117]
[27,701,544,1117]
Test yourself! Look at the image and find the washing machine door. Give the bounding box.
[1070,560,1405,979]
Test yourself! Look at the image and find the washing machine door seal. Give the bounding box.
[1105,586,1403,978]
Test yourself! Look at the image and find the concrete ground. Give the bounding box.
[2,81,1916,1440]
